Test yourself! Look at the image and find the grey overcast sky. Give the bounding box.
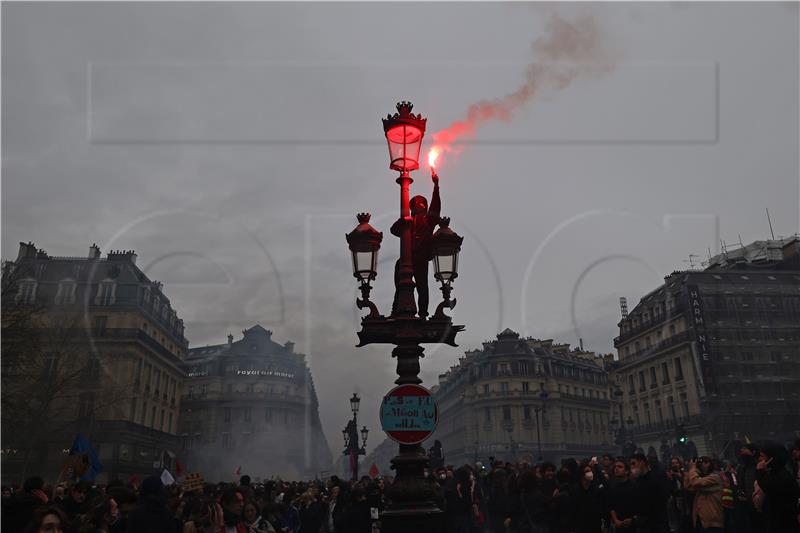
[3,2,799,457]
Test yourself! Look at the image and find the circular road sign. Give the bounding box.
[379,384,438,445]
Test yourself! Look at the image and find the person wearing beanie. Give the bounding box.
[125,476,178,533]
[755,442,800,533]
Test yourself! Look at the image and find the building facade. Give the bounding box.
[178,325,332,480]
[2,242,188,484]
[430,329,613,466]
[613,237,800,459]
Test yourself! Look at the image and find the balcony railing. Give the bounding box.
[619,332,692,364]
[615,303,687,346]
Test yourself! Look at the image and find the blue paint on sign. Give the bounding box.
[381,395,436,431]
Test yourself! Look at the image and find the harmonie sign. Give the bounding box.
[380,384,438,445]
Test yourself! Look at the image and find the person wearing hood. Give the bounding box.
[755,441,800,533]
[125,476,178,533]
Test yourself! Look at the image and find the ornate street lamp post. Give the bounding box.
[342,393,367,481]
[345,102,465,533]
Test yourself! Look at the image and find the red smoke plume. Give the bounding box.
[427,13,616,170]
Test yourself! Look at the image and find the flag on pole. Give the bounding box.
[234,465,241,477]
[69,433,103,481]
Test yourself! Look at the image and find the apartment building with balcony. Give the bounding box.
[613,236,800,458]
[2,242,187,483]
[178,325,331,480]
[430,329,613,465]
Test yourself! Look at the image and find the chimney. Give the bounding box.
[284,341,295,353]
[89,243,101,260]
[619,297,629,318]
[17,242,37,261]
[227,333,234,345]
[579,338,584,351]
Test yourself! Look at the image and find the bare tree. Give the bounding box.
[2,262,136,481]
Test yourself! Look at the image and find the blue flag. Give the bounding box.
[69,433,103,481]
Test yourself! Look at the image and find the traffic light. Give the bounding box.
[676,425,688,444]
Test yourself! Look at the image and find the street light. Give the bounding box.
[343,395,367,481]
[383,101,426,172]
[430,218,464,320]
[346,214,383,319]
[346,102,466,533]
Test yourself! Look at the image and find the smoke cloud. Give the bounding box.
[430,13,618,163]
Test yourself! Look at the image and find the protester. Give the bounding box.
[684,457,723,532]
[125,476,177,533]
[755,441,800,533]
[24,505,69,533]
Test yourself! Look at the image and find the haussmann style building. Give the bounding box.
[612,236,800,459]
[430,329,614,465]
[178,325,332,480]
[2,242,188,484]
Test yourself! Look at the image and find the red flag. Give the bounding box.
[175,458,184,477]
[368,463,379,478]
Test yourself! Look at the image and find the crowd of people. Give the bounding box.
[2,439,799,533]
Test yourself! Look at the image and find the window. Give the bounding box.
[522,381,530,392]
[200,384,207,398]
[168,413,173,433]
[78,393,94,419]
[523,406,532,420]
[92,316,107,336]
[628,375,635,394]
[668,396,676,420]
[224,408,231,423]
[639,371,646,391]
[150,406,156,427]
[187,386,194,400]
[500,382,509,393]
[483,384,490,395]
[674,357,684,380]
[141,402,148,425]
[655,400,663,422]
[502,406,512,420]
[649,367,657,388]
[265,408,273,422]
[519,361,530,375]
[680,392,689,418]
[246,384,255,393]
[497,363,512,376]
[484,407,491,422]
[669,324,676,336]
[226,384,233,394]
[222,433,232,449]
[644,403,652,425]
[160,409,165,431]
[15,280,37,304]
[661,362,671,384]
[55,280,77,304]
[130,399,137,422]
[95,280,116,305]
[244,407,252,422]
